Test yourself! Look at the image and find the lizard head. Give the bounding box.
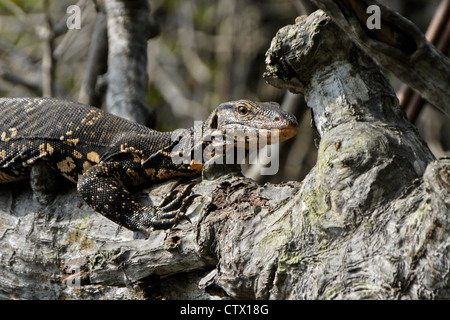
[204,100,299,145]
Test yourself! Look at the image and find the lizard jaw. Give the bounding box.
[278,125,298,143]
[220,123,298,144]
[216,125,298,147]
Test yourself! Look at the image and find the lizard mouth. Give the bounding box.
[257,121,299,143]
[261,125,298,144]
[278,125,298,142]
[220,123,298,145]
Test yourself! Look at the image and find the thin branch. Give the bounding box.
[41,0,56,97]
[310,0,450,117]
[398,0,450,122]
[78,9,108,107]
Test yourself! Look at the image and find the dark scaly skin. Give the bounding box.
[0,97,298,235]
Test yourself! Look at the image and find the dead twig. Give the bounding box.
[398,0,450,122]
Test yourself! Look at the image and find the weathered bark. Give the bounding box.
[104,0,159,126]
[263,11,448,299]
[309,0,450,117]
[0,10,449,300]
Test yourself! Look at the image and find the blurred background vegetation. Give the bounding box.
[0,0,448,184]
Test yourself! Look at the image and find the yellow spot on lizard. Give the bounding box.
[39,143,54,157]
[87,151,100,163]
[65,138,80,146]
[57,156,76,173]
[73,150,83,159]
[82,161,92,172]
[9,128,17,138]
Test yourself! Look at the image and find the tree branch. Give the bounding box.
[41,0,56,97]
[78,7,108,107]
[104,0,160,126]
[310,0,450,117]
[397,0,450,122]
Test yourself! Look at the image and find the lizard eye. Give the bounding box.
[238,106,248,115]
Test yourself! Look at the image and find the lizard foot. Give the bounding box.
[143,183,200,233]
[30,162,65,205]
[157,182,196,209]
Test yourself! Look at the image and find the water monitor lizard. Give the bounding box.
[0,97,298,235]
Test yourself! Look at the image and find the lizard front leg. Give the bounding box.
[77,161,193,235]
[30,161,64,205]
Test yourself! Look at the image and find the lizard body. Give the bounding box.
[0,97,298,235]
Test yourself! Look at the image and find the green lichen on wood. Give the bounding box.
[277,250,303,274]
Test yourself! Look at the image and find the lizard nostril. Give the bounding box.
[274,117,280,121]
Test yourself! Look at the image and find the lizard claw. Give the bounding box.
[143,183,199,233]
[157,189,180,207]
[179,212,192,224]
[158,182,197,212]
[176,193,202,224]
